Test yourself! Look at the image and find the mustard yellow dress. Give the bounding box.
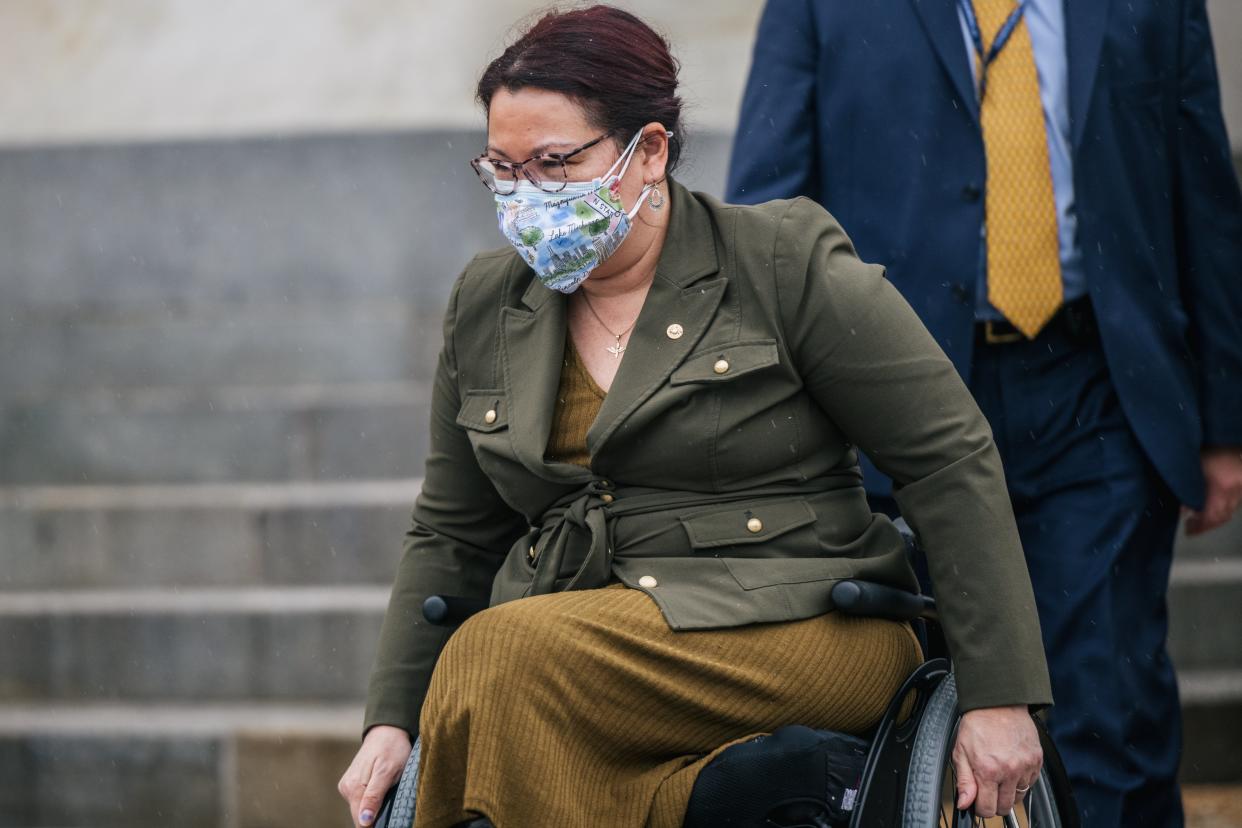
[412,341,922,828]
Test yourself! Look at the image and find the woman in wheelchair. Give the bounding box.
[339,6,1053,827]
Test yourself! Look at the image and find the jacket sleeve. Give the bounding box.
[1174,0,1242,447]
[773,198,1053,711]
[725,0,822,205]
[363,272,529,737]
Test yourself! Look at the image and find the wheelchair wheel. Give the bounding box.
[374,737,421,828]
[902,674,1079,828]
[849,658,952,828]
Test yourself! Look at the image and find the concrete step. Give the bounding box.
[0,130,730,317]
[0,131,497,313]
[0,479,420,590]
[1176,515,1242,561]
[0,702,361,828]
[0,302,442,402]
[4,476,1231,590]
[1168,558,1242,672]
[0,559,1236,705]
[0,588,386,703]
[0,698,1236,827]
[0,382,430,484]
[1180,670,1242,786]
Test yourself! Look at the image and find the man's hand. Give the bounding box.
[951,705,1043,818]
[338,725,412,827]
[1184,447,1242,536]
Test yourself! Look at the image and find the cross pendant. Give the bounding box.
[607,338,626,358]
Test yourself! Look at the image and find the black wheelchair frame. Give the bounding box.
[374,526,1079,828]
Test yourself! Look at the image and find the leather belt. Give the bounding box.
[978,297,1095,345]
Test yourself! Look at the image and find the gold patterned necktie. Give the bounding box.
[974,0,1063,338]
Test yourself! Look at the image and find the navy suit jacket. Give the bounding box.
[727,0,1242,507]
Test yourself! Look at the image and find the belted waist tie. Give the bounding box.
[491,478,857,605]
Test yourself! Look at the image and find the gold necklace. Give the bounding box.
[579,291,639,358]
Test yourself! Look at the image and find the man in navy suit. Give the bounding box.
[727,1,1242,824]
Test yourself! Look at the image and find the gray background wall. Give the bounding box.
[1,2,1240,827]
[1,0,1240,149]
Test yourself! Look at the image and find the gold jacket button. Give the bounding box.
[527,545,537,562]
[484,409,498,424]
[600,493,614,504]
[713,359,730,374]
[666,323,684,340]
[746,517,763,533]
[638,575,659,588]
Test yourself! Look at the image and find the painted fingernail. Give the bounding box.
[361,810,374,825]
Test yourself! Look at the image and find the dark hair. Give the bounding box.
[476,5,684,173]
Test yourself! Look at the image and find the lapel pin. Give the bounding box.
[666,323,684,340]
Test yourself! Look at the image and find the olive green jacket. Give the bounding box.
[364,181,1052,737]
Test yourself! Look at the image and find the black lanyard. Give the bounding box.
[958,0,1028,101]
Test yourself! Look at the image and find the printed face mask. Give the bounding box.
[494,130,656,293]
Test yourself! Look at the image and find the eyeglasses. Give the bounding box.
[469,130,617,195]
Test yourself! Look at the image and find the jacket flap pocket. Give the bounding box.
[724,556,852,590]
[669,339,780,386]
[681,499,816,548]
[456,389,508,432]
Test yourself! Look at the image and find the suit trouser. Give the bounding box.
[873,313,1184,826]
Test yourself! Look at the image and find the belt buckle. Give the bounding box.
[984,320,1025,345]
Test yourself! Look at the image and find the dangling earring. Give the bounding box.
[647,186,665,211]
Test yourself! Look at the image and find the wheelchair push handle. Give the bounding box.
[830,579,937,622]
[422,594,489,626]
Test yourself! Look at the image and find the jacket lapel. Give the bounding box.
[500,276,574,481]
[1065,0,1111,151]
[587,180,725,454]
[910,0,979,122]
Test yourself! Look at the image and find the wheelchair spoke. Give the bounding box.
[937,761,1046,827]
